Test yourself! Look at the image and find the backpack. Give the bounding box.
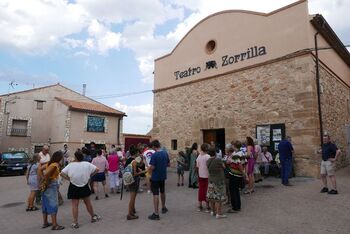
[122,162,135,186]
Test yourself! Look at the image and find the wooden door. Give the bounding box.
[203,130,216,144]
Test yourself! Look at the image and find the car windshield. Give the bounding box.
[2,153,27,160]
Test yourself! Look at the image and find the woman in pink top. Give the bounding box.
[196,143,211,212]
[91,149,109,200]
[245,137,256,194]
[107,149,120,193]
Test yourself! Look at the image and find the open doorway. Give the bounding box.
[203,128,225,154]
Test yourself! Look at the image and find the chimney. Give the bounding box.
[82,84,86,96]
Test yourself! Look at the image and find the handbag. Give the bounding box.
[40,179,49,192]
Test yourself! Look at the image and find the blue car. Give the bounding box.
[0,151,29,175]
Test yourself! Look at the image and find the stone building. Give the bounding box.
[0,84,126,155]
[152,0,350,176]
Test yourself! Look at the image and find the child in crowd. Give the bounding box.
[26,154,40,211]
[196,143,211,212]
[176,151,186,186]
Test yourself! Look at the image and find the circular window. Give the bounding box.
[206,40,216,54]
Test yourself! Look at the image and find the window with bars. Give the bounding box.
[11,120,28,136]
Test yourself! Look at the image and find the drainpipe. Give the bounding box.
[314,32,324,146]
[117,117,121,145]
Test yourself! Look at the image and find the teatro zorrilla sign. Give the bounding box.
[174,45,267,80]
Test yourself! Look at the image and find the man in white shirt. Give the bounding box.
[143,144,155,194]
[39,145,50,165]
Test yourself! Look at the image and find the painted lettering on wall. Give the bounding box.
[174,45,267,80]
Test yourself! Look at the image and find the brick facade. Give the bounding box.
[153,55,350,177]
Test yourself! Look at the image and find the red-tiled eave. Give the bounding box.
[55,97,126,117]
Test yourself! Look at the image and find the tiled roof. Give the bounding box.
[55,97,126,117]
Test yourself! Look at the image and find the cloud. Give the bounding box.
[0,0,349,84]
[0,69,59,86]
[0,0,88,53]
[85,19,122,54]
[115,102,153,134]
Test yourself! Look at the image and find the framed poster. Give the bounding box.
[256,125,270,146]
[274,142,279,151]
[87,115,105,132]
[273,129,282,141]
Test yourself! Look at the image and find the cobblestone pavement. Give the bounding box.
[1,166,350,234]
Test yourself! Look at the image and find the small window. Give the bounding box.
[36,100,45,110]
[206,40,216,54]
[87,116,105,132]
[11,119,28,136]
[34,145,43,153]
[171,139,177,150]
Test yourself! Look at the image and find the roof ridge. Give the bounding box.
[0,83,61,97]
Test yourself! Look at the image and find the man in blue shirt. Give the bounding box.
[319,135,341,195]
[278,136,294,186]
[148,140,170,220]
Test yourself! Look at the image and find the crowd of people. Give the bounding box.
[24,134,341,230]
[25,140,170,230]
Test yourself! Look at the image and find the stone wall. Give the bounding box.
[153,55,322,176]
[320,65,350,169]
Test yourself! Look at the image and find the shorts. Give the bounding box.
[128,177,140,193]
[177,168,184,175]
[320,160,335,176]
[91,172,106,182]
[67,183,91,199]
[151,180,165,195]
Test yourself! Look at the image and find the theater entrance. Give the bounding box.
[203,128,225,153]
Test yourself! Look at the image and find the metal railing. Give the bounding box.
[11,128,27,136]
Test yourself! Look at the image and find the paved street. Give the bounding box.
[1,167,350,234]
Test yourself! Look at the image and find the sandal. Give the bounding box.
[42,223,52,228]
[71,223,79,229]
[51,225,65,231]
[91,214,101,223]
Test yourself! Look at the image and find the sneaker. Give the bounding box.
[210,211,216,216]
[105,194,109,198]
[95,196,99,200]
[204,208,211,213]
[320,187,329,193]
[161,207,168,214]
[328,189,338,195]
[177,183,180,186]
[181,183,184,186]
[147,190,151,194]
[216,214,227,219]
[197,206,203,212]
[148,213,160,220]
[71,223,79,229]
[91,214,101,223]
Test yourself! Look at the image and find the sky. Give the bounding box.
[0,0,349,134]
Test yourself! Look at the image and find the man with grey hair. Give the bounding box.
[39,145,50,165]
[319,134,341,195]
